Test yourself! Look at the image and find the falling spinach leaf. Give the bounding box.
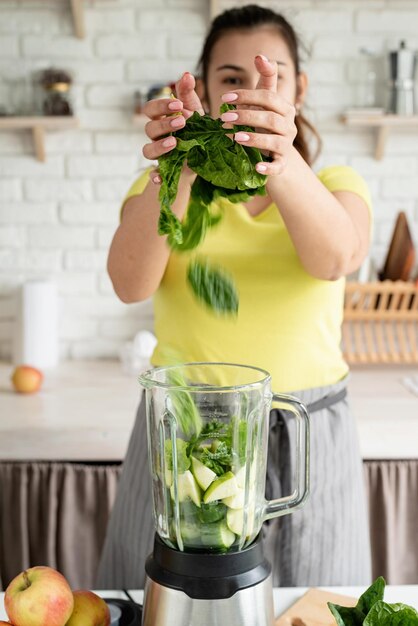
[157,103,268,314]
[166,368,202,439]
[187,258,239,316]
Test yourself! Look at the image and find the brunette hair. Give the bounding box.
[197,4,321,165]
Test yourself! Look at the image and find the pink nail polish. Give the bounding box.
[235,132,250,142]
[221,111,238,122]
[170,116,184,128]
[168,100,182,111]
[222,92,238,103]
[162,137,176,148]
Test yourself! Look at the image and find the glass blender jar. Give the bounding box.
[139,362,310,626]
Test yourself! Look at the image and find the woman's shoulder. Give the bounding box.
[316,164,372,211]
[125,168,152,200]
[119,169,151,220]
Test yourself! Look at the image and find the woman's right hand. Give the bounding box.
[142,72,205,184]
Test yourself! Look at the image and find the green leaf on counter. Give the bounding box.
[328,578,418,626]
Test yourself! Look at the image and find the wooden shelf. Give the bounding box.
[341,112,418,160]
[0,116,79,161]
[70,0,85,38]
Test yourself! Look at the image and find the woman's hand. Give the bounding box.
[220,54,297,176]
[142,72,204,184]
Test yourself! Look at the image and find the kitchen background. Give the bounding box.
[0,0,418,362]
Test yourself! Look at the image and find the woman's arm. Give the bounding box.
[108,73,203,303]
[221,55,370,281]
[107,169,196,303]
[266,149,370,280]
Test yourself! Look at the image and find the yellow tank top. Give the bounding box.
[124,165,372,392]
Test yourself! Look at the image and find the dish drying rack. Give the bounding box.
[342,281,418,364]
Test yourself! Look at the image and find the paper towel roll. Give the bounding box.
[13,279,59,369]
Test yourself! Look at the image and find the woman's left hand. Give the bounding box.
[220,54,297,176]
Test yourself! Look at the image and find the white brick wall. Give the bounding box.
[1,0,418,361]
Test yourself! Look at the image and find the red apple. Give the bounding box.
[5,566,74,626]
[11,366,43,394]
[65,591,110,626]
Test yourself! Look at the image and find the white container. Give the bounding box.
[13,279,59,369]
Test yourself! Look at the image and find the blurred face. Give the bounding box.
[204,27,304,117]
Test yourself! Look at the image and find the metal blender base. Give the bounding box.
[142,575,274,626]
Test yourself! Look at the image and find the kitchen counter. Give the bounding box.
[1,360,417,588]
[0,360,417,461]
[1,586,417,620]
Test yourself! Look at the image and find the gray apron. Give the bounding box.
[96,377,371,588]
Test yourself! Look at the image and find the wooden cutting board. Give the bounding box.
[379,211,415,281]
[275,588,357,626]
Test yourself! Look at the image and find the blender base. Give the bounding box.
[141,534,274,626]
[142,576,274,626]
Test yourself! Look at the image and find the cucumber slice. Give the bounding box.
[201,521,235,549]
[180,499,200,522]
[180,521,202,548]
[198,502,227,524]
[170,470,202,507]
[191,456,217,491]
[203,471,238,503]
[235,461,257,489]
[223,488,245,509]
[226,507,255,537]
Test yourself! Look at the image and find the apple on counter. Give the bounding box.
[66,591,110,626]
[10,366,43,394]
[5,566,73,626]
[4,566,110,626]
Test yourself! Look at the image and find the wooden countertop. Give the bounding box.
[0,361,417,462]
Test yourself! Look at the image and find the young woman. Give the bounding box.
[97,5,372,588]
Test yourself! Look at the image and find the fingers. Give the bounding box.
[142,135,177,161]
[150,170,162,185]
[142,96,186,161]
[254,54,278,92]
[222,89,295,117]
[142,96,183,120]
[145,112,186,141]
[175,72,205,116]
[221,108,296,137]
[233,130,291,174]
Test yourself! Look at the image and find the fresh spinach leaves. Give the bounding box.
[157,103,268,315]
[187,258,239,316]
[328,578,418,626]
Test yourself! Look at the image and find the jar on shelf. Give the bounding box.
[38,68,73,116]
[43,82,73,116]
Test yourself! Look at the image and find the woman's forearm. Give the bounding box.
[267,147,370,280]
[108,169,196,303]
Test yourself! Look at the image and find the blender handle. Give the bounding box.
[263,393,310,521]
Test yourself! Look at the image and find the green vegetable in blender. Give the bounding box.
[201,520,236,550]
[166,368,203,438]
[164,438,190,472]
[328,577,418,626]
[164,412,257,551]
[157,103,268,315]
